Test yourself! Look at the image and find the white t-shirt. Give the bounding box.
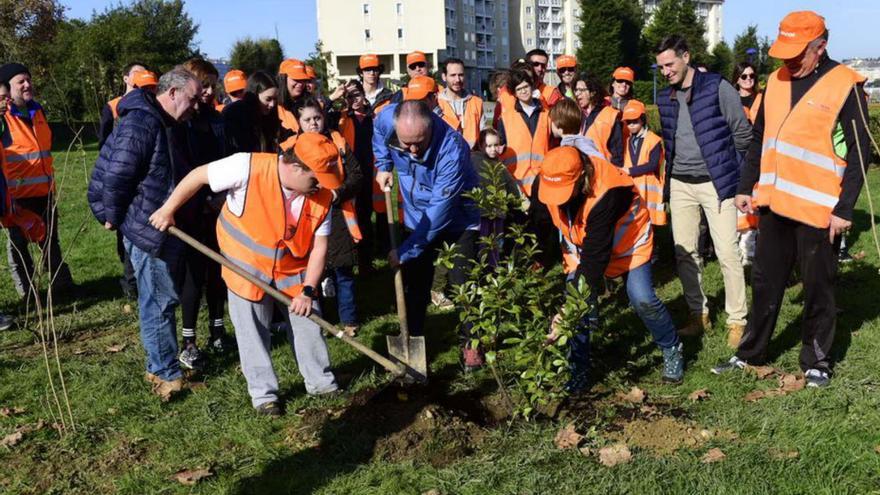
[207,153,332,236]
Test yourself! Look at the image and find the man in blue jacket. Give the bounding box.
[373,97,480,344]
[88,67,201,401]
[655,35,752,347]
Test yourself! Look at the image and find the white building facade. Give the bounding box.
[642,0,724,51]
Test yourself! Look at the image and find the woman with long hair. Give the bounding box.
[574,73,623,166]
[222,71,279,153]
[732,62,761,123]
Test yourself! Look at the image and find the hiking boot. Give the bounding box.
[462,347,485,371]
[726,323,745,349]
[255,401,283,417]
[0,313,14,331]
[678,312,710,337]
[145,372,184,402]
[178,344,204,370]
[805,368,831,388]
[711,355,747,375]
[430,290,455,310]
[661,342,684,384]
[209,334,236,354]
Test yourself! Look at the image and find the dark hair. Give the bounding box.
[656,35,690,56]
[525,49,549,60]
[246,70,277,95]
[182,58,219,86]
[510,59,537,86]
[356,63,386,78]
[293,97,324,123]
[123,61,148,75]
[731,61,757,93]
[488,70,510,98]
[443,57,465,74]
[0,81,9,92]
[479,127,503,147]
[277,72,310,111]
[608,78,634,99]
[574,73,607,109]
[506,69,533,95]
[549,98,583,135]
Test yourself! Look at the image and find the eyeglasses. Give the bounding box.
[574,87,589,94]
[559,67,575,73]
[408,62,426,70]
[362,67,380,73]
[531,61,547,68]
[739,73,756,81]
[613,79,632,85]
[515,84,532,93]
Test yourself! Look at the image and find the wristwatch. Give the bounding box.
[301,285,316,299]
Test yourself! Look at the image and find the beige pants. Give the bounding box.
[669,178,748,326]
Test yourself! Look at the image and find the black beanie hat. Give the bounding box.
[0,63,30,85]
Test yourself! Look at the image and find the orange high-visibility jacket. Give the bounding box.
[278,105,300,142]
[438,94,484,149]
[583,106,620,163]
[546,147,653,278]
[754,65,866,229]
[623,130,666,226]
[2,105,54,198]
[499,104,550,197]
[743,92,763,125]
[108,96,122,120]
[216,153,332,301]
[538,83,562,108]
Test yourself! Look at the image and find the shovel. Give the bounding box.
[167,226,417,380]
[383,188,428,382]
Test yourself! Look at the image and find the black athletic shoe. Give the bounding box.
[255,401,283,417]
[711,356,747,375]
[178,344,205,370]
[805,369,831,388]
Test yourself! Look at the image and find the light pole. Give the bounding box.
[651,64,658,104]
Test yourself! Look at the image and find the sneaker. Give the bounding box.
[255,401,283,417]
[711,355,747,375]
[838,250,853,264]
[661,342,684,384]
[431,290,455,311]
[144,372,184,402]
[462,347,485,371]
[678,312,710,337]
[178,344,204,370]
[0,313,14,331]
[805,368,831,388]
[209,335,236,354]
[726,323,745,349]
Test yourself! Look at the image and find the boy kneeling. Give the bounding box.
[150,133,341,416]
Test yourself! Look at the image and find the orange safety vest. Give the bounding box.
[499,103,550,197]
[735,92,764,231]
[337,112,356,150]
[545,147,653,278]
[623,130,666,226]
[108,96,122,120]
[753,65,866,229]
[583,106,620,163]
[538,83,561,108]
[278,104,300,141]
[216,153,332,301]
[438,94,484,149]
[742,92,763,125]
[2,106,54,198]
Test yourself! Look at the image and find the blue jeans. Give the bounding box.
[569,262,679,375]
[332,266,357,325]
[125,238,183,381]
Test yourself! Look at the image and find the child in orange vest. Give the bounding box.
[150,133,343,417]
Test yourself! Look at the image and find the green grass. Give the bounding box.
[2,138,880,494]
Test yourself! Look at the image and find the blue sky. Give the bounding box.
[65,0,879,61]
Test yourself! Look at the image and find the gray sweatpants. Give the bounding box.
[228,290,338,408]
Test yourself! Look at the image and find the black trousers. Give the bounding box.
[736,211,839,372]
[402,229,478,336]
[179,226,227,333]
[529,180,561,269]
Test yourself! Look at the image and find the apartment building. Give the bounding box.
[508,0,580,69]
[642,0,724,50]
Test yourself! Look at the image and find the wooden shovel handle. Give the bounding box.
[384,189,410,340]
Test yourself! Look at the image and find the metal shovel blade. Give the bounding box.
[386,334,428,383]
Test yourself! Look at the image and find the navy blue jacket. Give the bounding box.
[88,89,195,259]
[657,70,741,201]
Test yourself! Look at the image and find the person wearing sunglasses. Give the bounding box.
[555,55,578,99]
[356,54,394,114]
[526,49,563,108]
[732,62,761,124]
[406,51,431,79]
[609,66,635,111]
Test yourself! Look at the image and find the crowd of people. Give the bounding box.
[0,10,871,415]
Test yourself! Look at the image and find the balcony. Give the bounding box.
[476,4,488,16]
[537,0,562,6]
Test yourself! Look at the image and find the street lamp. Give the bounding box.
[651,64,658,104]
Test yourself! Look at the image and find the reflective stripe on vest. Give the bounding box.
[499,105,550,197]
[754,65,865,228]
[3,106,54,198]
[6,150,52,163]
[583,106,620,162]
[623,130,666,226]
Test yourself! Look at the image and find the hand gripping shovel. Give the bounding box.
[383,188,428,383]
[167,226,418,380]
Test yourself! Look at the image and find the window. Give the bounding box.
[526,6,531,14]
[526,22,532,30]
[398,28,403,38]
[396,2,402,14]
[527,38,533,47]
[365,29,371,40]
[363,3,370,14]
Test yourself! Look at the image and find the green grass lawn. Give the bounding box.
[2,137,880,494]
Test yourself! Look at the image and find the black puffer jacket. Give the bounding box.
[325,136,364,269]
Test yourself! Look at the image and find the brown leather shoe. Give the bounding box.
[343,325,359,337]
[678,312,710,337]
[145,372,183,402]
[726,323,745,349]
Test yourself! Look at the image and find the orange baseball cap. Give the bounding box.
[612,67,635,83]
[768,11,827,60]
[539,147,584,206]
[133,70,158,88]
[403,75,438,101]
[622,100,646,121]
[406,51,427,67]
[279,59,309,80]
[556,55,577,70]
[292,132,343,190]
[223,69,247,94]
[305,65,316,80]
[359,54,381,69]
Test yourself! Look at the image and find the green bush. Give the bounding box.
[869,105,880,164]
[632,80,657,105]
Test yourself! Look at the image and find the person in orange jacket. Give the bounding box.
[0,63,74,300]
[438,57,484,149]
[526,49,563,107]
[149,133,343,416]
[555,54,578,99]
[621,100,666,228]
[732,61,761,266]
[609,66,635,111]
[573,73,624,166]
[99,62,147,149]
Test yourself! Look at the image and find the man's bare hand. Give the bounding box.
[829,214,851,243]
[734,194,753,215]
[289,294,313,317]
[376,171,393,191]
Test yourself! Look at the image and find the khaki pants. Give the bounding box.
[669,178,747,326]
